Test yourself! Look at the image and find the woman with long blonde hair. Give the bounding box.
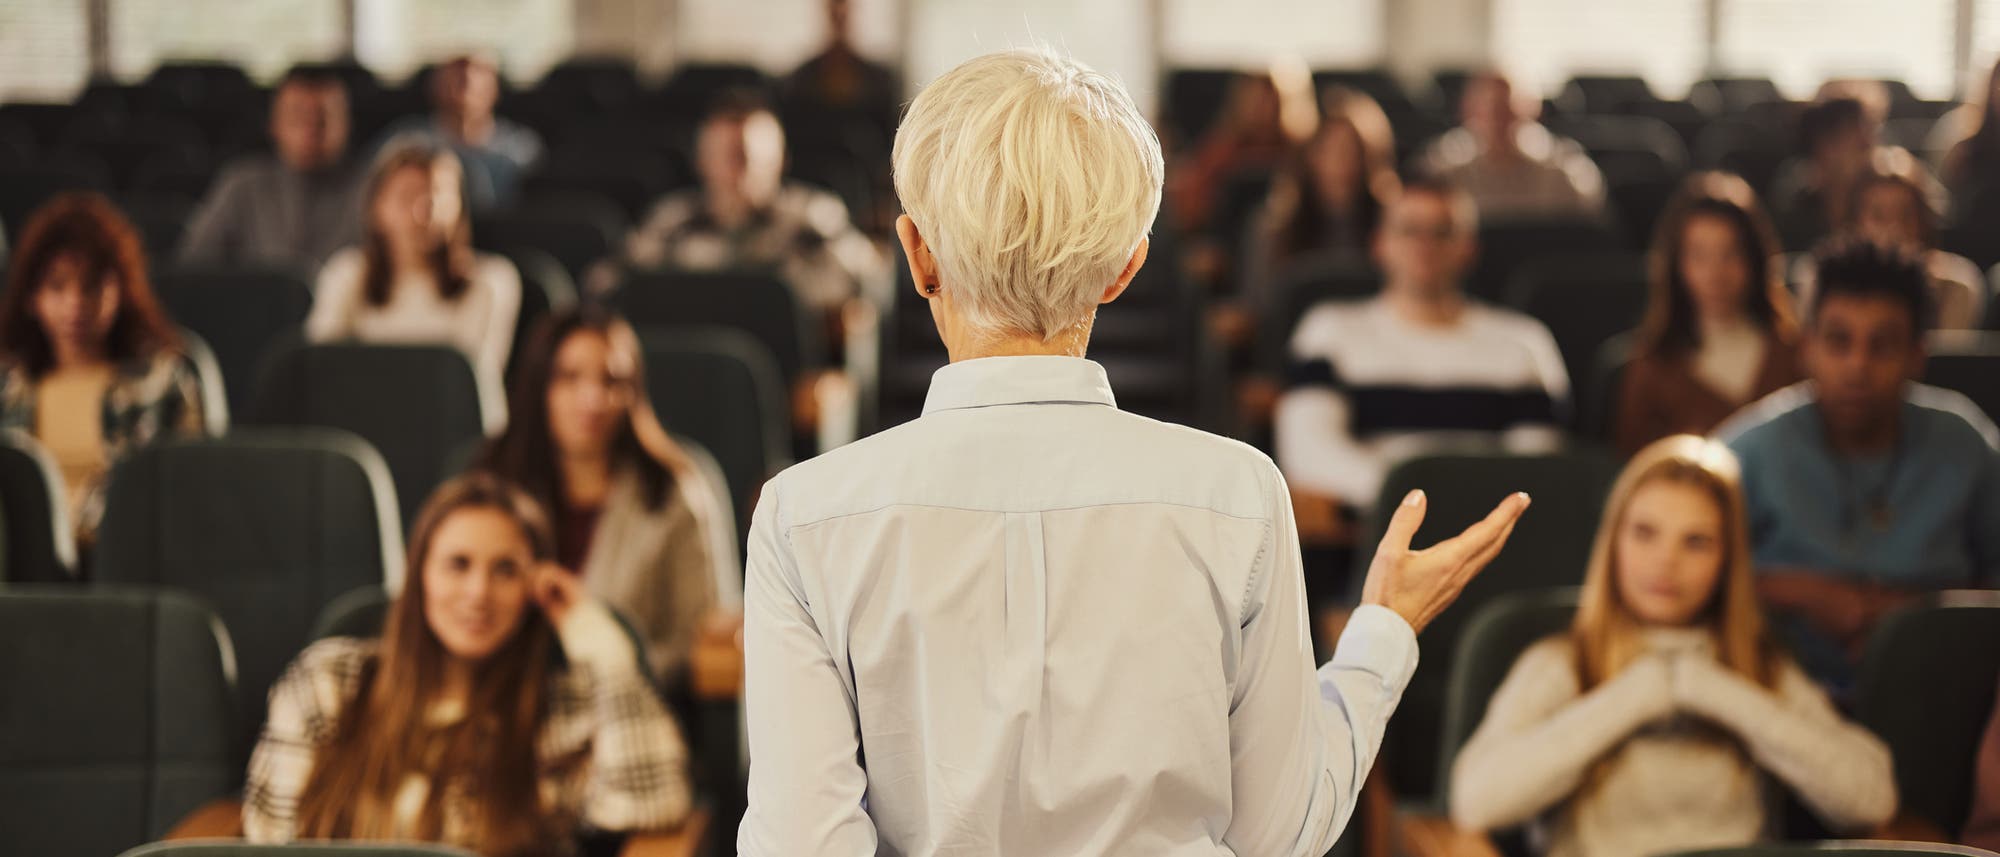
[1450,435,1895,857]
[245,473,691,855]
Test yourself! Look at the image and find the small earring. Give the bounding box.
[924,283,940,296]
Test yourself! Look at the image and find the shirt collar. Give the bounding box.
[921,356,1118,416]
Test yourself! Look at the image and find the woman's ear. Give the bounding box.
[896,215,940,298]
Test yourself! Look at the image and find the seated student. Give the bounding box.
[1241,86,1401,311]
[1720,240,2000,684]
[1414,70,1605,220]
[1616,172,1802,457]
[1792,150,1987,330]
[245,472,692,854]
[1772,97,1881,251]
[1167,65,1317,235]
[376,54,542,212]
[1275,177,1569,510]
[606,90,888,320]
[474,307,741,690]
[1967,684,2000,851]
[0,193,204,548]
[177,64,360,272]
[1451,435,1897,857]
[308,140,521,389]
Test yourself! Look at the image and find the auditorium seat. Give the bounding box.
[1435,588,1579,834]
[638,328,789,547]
[0,155,111,232]
[1922,332,2000,423]
[1557,75,1656,115]
[153,266,315,417]
[0,587,237,857]
[247,343,502,530]
[1503,252,1650,432]
[1694,119,1788,198]
[1688,77,1786,116]
[1260,255,1383,373]
[473,192,625,280]
[1469,218,1625,302]
[492,246,579,384]
[1582,333,1635,446]
[0,432,77,583]
[176,327,232,433]
[1855,591,2000,838]
[92,430,402,748]
[1162,68,1238,148]
[118,192,195,260]
[1349,451,1622,806]
[612,269,823,388]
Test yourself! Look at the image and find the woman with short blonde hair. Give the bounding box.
[739,47,1530,856]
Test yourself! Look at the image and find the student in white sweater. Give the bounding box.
[307,140,520,389]
[1450,435,1897,857]
[1275,177,1570,508]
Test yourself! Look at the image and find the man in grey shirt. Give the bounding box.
[176,66,360,274]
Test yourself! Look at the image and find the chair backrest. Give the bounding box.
[1923,333,2000,425]
[119,843,478,857]
[1854,591,2000,836]
[0,586,237,857]
[1583,333,1636,445]
[638,327,789,547]
[247,342,500,530]
[1503,252,1650,432]
[1436,587,1581,800]
[472,195,624,280]
[91,430,403,748]
[613,269,821,385]
[177,327,231,434]
[153,266,315,417]
[1470,218,1626,302]
[1663,845,1995,857]
[1350,451,1621,805]
[0,431,77,582]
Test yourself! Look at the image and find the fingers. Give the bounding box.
[1374,489,1429,558]
[1442,493,1532,561]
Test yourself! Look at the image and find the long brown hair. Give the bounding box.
[1570,435,1778,693]
[1269,86,1400,258]
[0,192,179,377]
[1633,172,1795,359]
[361,140,474,307]
[474,307,710,552]
[294,473,564,856]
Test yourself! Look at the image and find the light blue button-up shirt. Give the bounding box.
[739,355,1420,856]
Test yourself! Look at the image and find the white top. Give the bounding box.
[1691,317,1768,404]
[738,356,1421,857]
[1450,629,1896,857]
[1275,297,1571,504]
[307,246,522,389]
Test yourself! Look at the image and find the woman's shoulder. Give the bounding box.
[287,636,379,681]
[1505,634,1583,688]
[467,252,523,298]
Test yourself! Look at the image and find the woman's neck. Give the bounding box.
[438,656,476,709]
[49,342,112,372]
[386,238,433,275]
[1696,310,1757,341]
[560,449,613,507]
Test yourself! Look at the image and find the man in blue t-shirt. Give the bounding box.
[1720,239,2000,683]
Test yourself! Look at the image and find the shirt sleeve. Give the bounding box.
[305,249,363,343]
[560,601,695,833]
[737,476,879,856]
[242,643,349,842]
[470,256,522,392]
[1221,463,1419,857]
[176,166,249,265]
[1448,643,1675,832]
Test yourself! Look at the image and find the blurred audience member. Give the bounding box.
[1415,71,1605,220]
[379,54,542,211]
[1275,178,1568,509]
[245,473,691,853]
[0,193,203,547]
[475,307,741,690]
[1942,60,2000,191]
[1720,240,2000,685]
[1793,150,1987,329]
[1241,86,1400,309]
[1967,684,2000,851]
[607,91,886,318]
[1616,173,1801,457]
[1168,64,1317,234]
[1773,97,1880,250]
[178,65,360,272]
[782,0,899,135]
[1451,435,1896,857]
[308,141,521,388]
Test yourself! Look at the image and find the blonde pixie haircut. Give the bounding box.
[893,48,1166,341]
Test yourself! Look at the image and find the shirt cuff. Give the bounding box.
[1323,604,1421,692]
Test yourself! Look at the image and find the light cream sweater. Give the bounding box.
[1449,628,1896,857]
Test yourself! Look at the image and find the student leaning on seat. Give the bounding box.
[0,192,205,552]
[1450,435,1896,857]
[244,473,692,856]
